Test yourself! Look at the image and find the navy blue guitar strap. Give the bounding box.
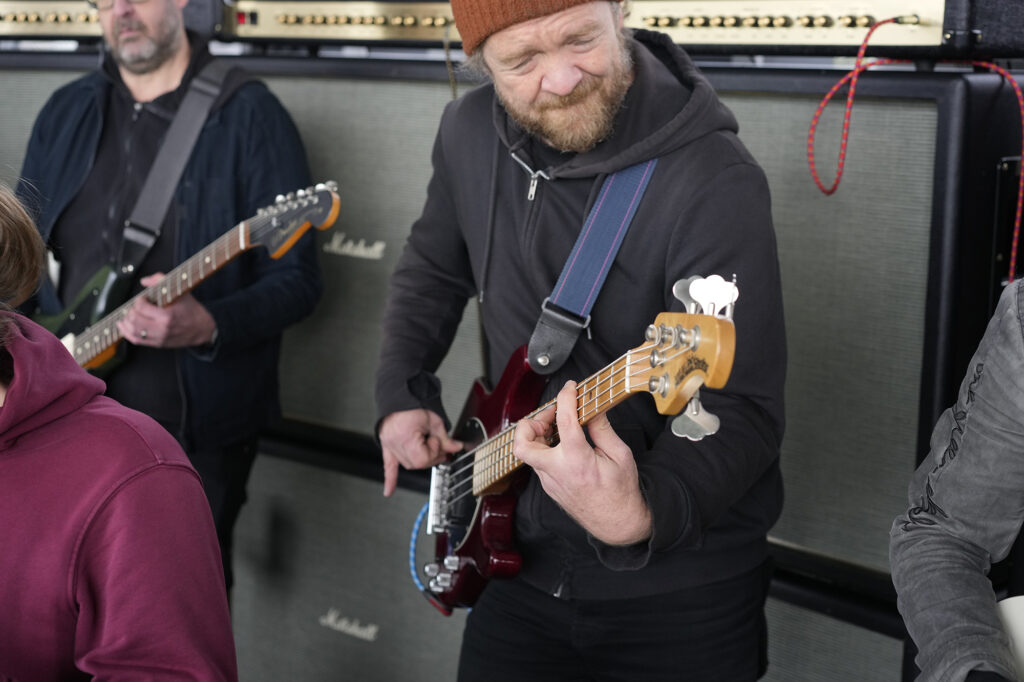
[527,158,658,374]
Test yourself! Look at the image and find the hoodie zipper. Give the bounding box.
[510,151,550,201]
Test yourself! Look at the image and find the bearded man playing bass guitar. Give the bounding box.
[375,1,786,680]
[16,0,320,595]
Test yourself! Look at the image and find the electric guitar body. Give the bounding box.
[428,347,546,612]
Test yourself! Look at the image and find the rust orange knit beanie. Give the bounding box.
[452,0,615,55]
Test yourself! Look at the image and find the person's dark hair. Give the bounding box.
[0,184,46,378]
[0,184,45,311]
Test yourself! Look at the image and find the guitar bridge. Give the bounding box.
[426,463,449,535]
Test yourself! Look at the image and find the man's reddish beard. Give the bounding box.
[497,38,634,154]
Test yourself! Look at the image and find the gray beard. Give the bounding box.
[111,11,182,75]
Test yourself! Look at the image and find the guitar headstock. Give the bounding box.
[254,181,341,259]
[631,311,736,416]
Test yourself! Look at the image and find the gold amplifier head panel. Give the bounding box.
[220,0,947,49]
[227,1,460,43]
[0,1,99,38]
[628,0,946,48]
[0,0,954,51]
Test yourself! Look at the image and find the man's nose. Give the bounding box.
[540,60,583,97]
[109,0,136,17]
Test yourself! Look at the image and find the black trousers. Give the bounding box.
[458,561,771,682]
[187,438,259,593]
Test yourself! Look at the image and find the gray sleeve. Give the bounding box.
[890,281,1024,682]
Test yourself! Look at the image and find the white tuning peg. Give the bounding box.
[671,276,701,314]
[688,274,738,318]
[670,391,720,441]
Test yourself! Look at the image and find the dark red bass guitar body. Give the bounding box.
[426,346,547,614]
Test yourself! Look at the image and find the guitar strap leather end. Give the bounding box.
[526,298,589,375]
[118,221,159,274]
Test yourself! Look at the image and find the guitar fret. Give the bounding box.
[56,185,337,373]
[471,354,635,496]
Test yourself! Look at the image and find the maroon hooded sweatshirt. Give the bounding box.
[0,313,237,680]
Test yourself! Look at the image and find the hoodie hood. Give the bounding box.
[0,313,105,449]
[492,29,740,179]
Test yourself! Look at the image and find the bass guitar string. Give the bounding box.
[438,341,702,509]
[438,343,651,484]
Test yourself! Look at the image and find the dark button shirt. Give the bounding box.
[49,71,186,436]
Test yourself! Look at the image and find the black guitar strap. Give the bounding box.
[117,58,236,276]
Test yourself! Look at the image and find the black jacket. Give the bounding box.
[377,30,786,599]
[17,39,320,450]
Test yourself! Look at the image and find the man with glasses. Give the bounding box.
[17,0,321,597]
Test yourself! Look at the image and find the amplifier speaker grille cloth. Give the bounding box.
[719,91,935,573]
[232,454,467,681]
[263,75,486,438]
[230,453,906,680]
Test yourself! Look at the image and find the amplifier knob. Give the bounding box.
[741,16,757,27]
[797,15,812,27]
[856,15,874,27]
[28,11,40,21]
[45,11,57,21]
[373,15,386,25]
[75,12,89,22]
[677,16,692,27]
[772,16,791,28]
[756,15,773,28]
[708,16,722,27]
[15,12,26,21]
[403,16,416,26]
[721,16,739,28]
[434,16,448,26]
[656,16,674,28]
[58,11,70,21]
[691,16,708,27]
[813,16,833,28]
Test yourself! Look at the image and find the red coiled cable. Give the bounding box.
[807,18,1024,283]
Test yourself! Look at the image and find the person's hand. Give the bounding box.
[378,409,463,497]
[117,273,218,348]
[515,380,652,545]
